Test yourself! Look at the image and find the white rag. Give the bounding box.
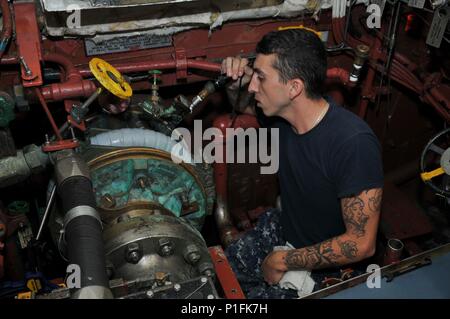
[274,243,316,298]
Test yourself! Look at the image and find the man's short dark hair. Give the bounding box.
[256,29,327,100]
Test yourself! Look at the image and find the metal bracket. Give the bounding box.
[14,2,43,87]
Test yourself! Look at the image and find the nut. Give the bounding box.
[125,242,142,264]
[100,194,116,209]
[158,238,174,257]
[198,262,214,276]
[183,244,201,265]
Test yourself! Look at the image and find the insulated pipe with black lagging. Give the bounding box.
[54,150,112,299]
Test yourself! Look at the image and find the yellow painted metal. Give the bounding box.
[420,167,445,182]
[89,58,132,99]
[278,25,322,38]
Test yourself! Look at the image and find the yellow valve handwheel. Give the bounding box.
[421,167,445,182]
[89,58,132,100]
[278,25,322,38]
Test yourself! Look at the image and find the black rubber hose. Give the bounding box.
[59,176,96,213]
[59,176,108,288]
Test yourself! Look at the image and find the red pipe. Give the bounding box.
[326,67,350,86]
[332,17,344,44]
[430,86,450,109]
[187,60,222,73]
[423,94,450,123]
[80,60,176,77]
[40,80,97,101]
[34,88,63,140]
[42,56,221,101]
[39,52,97,101]
[212,114,260,246]
[390,62,421,90]
[358,32,382,119]
[44,52,82,81]
[388,73,418,93]
[78,59,222,78]
[0,0,12,59]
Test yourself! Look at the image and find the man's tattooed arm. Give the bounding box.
[283,188,383,270]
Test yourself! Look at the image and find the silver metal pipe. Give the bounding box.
[36,184,57,241]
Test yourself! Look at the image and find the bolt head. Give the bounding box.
[158,238,173,256]
[125,242,141,263]
[160,245,172,256]
[100,194,116,209]
[188,252,201,264]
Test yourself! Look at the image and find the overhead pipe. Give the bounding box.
[78,59,221,78]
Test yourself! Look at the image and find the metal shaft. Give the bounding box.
[80,87,102,112]
[36,184,57,241]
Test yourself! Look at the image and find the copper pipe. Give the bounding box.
[34,88,63,141]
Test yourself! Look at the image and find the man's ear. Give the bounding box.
[288,78,304,100]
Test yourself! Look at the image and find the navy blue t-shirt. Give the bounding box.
[257,100,384,249]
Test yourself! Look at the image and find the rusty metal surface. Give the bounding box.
[208,245,245,299]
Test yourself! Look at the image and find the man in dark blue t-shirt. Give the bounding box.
[221,29,384,299]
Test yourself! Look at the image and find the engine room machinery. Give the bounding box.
[0,0,450,299]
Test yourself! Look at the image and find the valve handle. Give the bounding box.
[421,167,445,182]
[89,58,132,100]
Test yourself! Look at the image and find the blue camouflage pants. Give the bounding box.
[224,208,299,299]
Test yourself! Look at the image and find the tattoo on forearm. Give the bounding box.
[337,239,358,260]
[285,240,340,270]
[342,195,369,238]
[368,189,383,213]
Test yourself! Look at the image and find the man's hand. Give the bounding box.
[221,56,254,90]
[261,250,288,285]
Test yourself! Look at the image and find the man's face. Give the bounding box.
[248,53,292,117]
